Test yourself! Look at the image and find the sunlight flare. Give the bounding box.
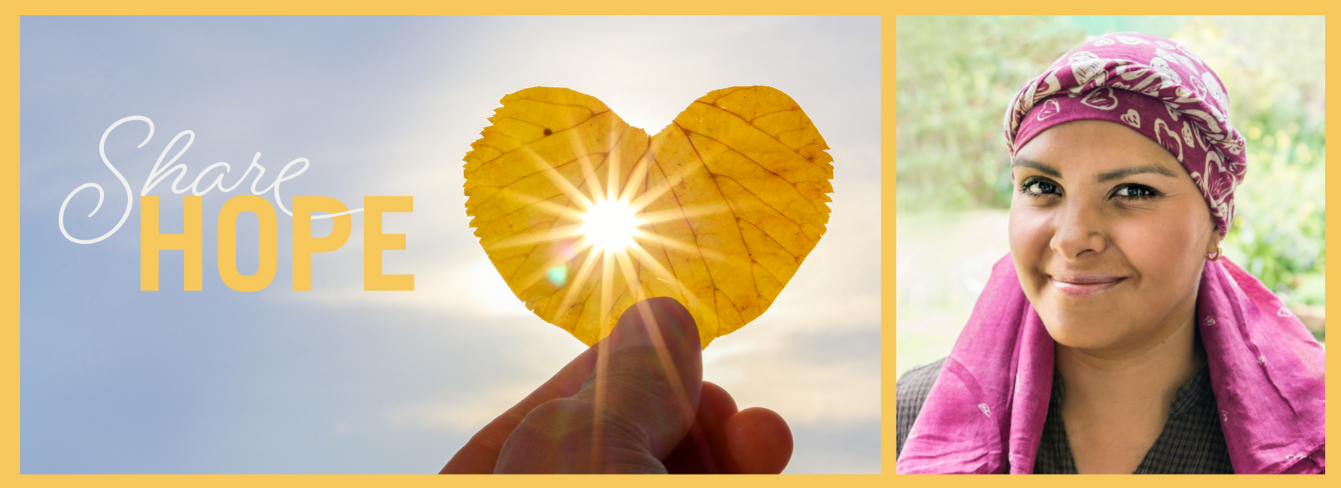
[579,200,643,254]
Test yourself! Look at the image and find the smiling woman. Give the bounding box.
[1011,120,1218,358]
[895,32,1325,474]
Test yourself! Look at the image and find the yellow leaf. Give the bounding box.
[463,86,833,348]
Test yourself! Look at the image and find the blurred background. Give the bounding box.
[896,16,1325,377]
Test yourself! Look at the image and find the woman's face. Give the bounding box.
[1009,120,1220,357]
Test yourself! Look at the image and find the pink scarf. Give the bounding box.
[896,255,1325,474]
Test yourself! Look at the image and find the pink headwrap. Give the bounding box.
[898,33,1325,474]
[1005,32,1247,236]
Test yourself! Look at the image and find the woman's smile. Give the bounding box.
[1048,274,1128,298]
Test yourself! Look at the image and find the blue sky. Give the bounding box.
[20,16,881,473]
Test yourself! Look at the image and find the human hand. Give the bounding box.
[440,297,792,474]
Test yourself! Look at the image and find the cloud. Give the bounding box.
[381,381,535,435]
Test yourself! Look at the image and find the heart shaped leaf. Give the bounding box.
[464,86,832,347]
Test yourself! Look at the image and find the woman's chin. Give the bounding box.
[1036,306,1130,351]
[1045,328,1123,352]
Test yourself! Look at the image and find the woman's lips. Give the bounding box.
[1049,275,1127,298]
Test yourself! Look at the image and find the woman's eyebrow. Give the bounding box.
[1097,164,1178,182]
[1010,158,1060,177]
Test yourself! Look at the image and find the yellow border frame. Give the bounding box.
[3,3,1334,486]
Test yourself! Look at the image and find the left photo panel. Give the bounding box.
[19,15,882,474]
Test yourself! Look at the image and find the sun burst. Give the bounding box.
[578,199,643,255]
[486,128,725,343]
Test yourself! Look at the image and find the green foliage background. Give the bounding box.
[896,15,1325,309]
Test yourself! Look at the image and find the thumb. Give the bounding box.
[588,297,703,458]
[494,297,703,473]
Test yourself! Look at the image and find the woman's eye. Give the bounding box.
[1020,179,1059,197]
[1114,184,1160,200]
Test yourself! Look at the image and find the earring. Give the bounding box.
[1207,246,1222,261]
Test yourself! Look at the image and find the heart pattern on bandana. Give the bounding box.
[1150,57,1182,86]
[1190,75,1208,98]
[1035,98,1061,120]
[1155,118,1185,162]
[1068,51,1099,62]
[1080,87,1118,110]
[1156,48,1182,66]
[1203,72,1229,108]
[1120,109,1141,128]
[1071,59,1106,85]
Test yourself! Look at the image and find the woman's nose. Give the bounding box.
[1050,200,1107,259]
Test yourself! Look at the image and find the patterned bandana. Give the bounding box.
[1004,32,1248,236]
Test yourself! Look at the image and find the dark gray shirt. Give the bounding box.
[895,358,1234,474]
